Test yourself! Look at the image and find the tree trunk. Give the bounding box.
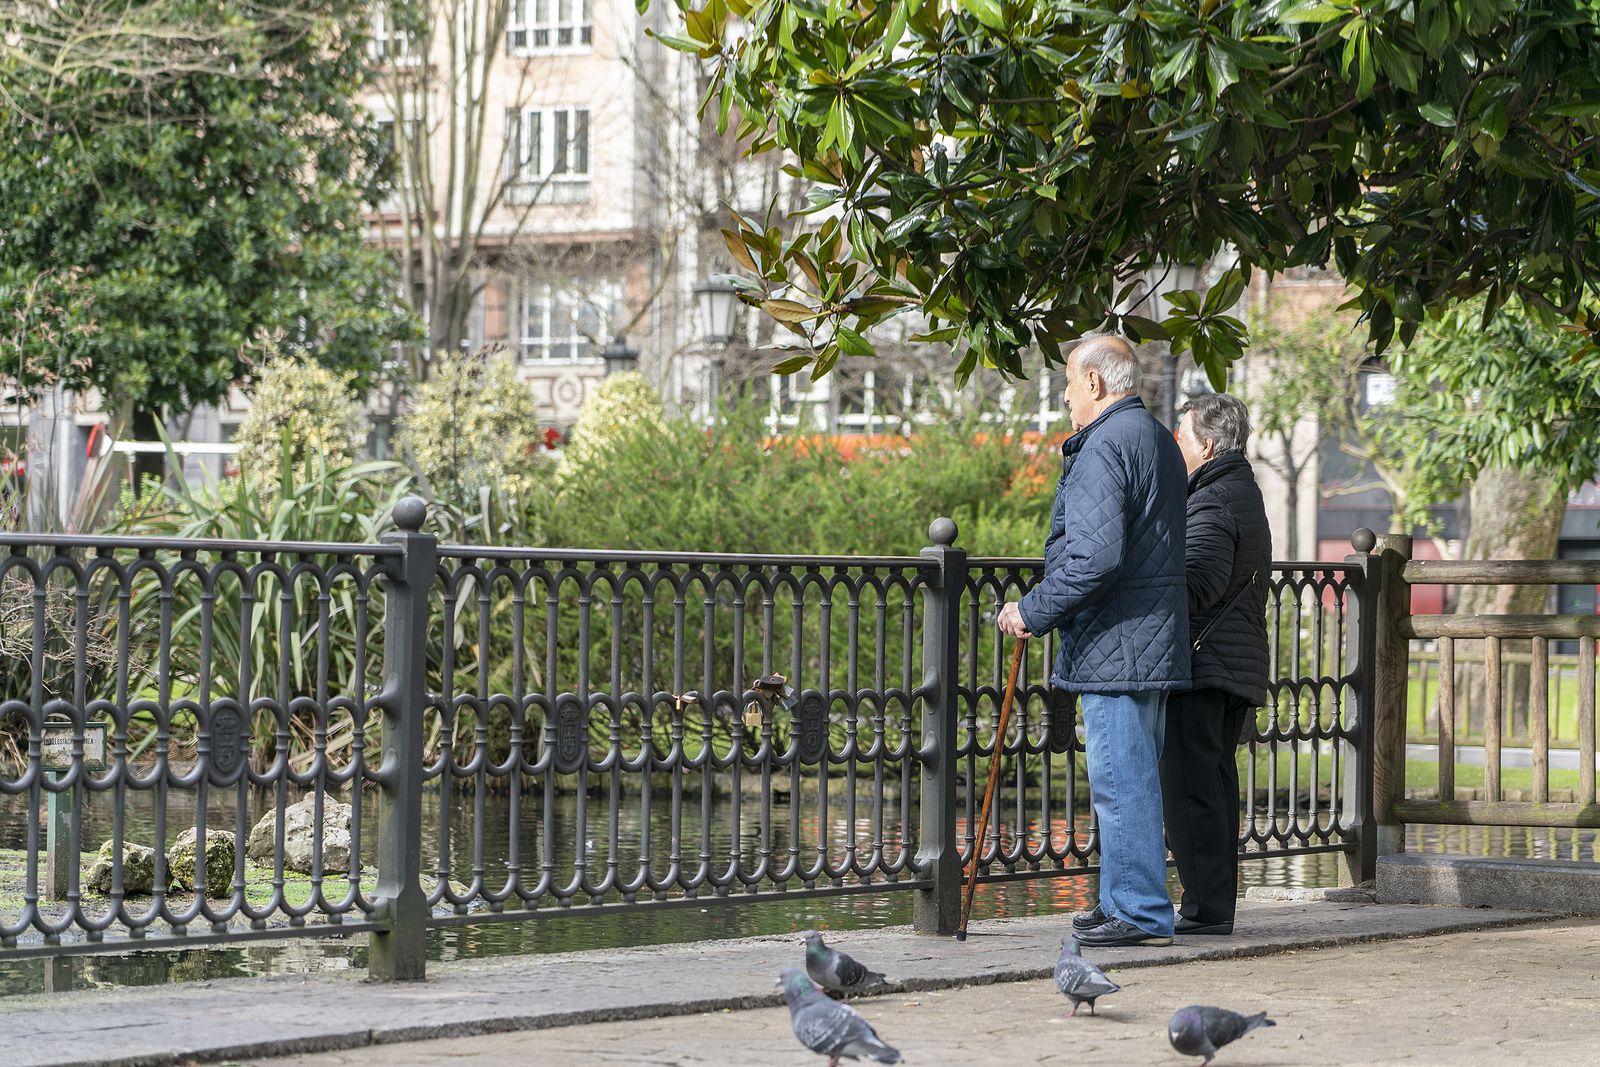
[1453,465,1566,738]
[130,407,164,497]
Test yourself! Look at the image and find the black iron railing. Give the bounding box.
[0,503,1378,977]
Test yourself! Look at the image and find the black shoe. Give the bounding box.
[1076,916,1173,948]
[1175,917,1234,936]
[1071,905,1107,932]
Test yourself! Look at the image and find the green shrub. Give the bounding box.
[563,371,665,468]
[234,355,364,492]
[397,348,545,504]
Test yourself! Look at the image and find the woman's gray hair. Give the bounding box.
[1181,392,1251,455]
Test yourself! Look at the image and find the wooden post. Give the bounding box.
[1371,534,1413,858]
[45,769,69,901]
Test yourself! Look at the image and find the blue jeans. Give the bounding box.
[1082,691,1173,937]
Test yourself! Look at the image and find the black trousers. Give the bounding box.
[1159,688,1254,924]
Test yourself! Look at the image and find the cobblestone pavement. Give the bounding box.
[249,918,1600,1067]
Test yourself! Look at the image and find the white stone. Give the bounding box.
[245,797,353,875]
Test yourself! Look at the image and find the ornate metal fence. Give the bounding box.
[956,554,1371,886]
[0,505,1377,977]
[0,529,401,959]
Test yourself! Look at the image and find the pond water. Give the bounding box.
[0,786,1586,999]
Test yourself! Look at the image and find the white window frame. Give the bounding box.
[374,117,424,213]
[508,0,593,54]
[519,281,619,364]
[504,107,591,204]
[1037,363,1066,432]
[368,7,419,64]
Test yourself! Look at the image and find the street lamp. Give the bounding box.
[602,335,639,377]
[694,274,742,408]
[1142,262,1201,429]
[694,274,742,345]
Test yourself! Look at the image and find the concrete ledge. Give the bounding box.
[1244,885,1377,904]
[1378,853,1600,914]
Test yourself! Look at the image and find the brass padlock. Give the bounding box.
[743,702,764,731]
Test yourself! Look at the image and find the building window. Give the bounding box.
[504,108,591,204]
[520,283,617,362]
[1037,365,1066,431]
[374,118,423,213]
[483,282,509,341]
[508,0,593,52]
[369,6,419,63]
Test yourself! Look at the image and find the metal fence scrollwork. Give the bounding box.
[0,504,1379,978]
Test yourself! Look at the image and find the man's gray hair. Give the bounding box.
[1181,392,1251,455]
[1071,335,1139,395]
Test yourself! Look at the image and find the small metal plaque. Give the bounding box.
[1047,689,1077,754]
[795,690,828,765]
[40,722,108,772]
[208,706,246,785]
[553,694,588,775]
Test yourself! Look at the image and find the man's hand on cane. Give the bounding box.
[996,601,1033,639]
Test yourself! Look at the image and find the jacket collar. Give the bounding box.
[1188,450,1252,493]
[1062,395,1145,456]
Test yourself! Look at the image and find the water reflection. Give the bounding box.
[0,785,1513,1000]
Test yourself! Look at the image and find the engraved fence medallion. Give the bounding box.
[553,695,588,775]
[1047,689,1077,754]
[208,705,246,785]
[795,690,827,765]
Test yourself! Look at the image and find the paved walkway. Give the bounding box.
[0,898,1561,1067]
[252,918,1600,1066]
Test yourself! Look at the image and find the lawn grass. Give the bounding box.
[1405,657,1593,747]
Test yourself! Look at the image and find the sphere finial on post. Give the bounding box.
[394,496,428,533]
[928,517,958,548]
[1351,528,1376,554]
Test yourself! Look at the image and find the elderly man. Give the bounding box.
[1161,393,1272,936]
[997,335,1189,948]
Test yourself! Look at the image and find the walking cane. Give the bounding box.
[955,636,1027,942]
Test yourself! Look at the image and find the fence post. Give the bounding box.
[1370,532,1414,862]
[914,517,965,935]
[369,496,434,981]
[1342,530,1380,886]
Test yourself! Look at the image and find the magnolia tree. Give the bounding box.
[657,0,1600,386]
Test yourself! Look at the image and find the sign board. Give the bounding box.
[40,722,109,772]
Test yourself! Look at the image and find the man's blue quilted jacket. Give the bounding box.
[1017,396,1192,693]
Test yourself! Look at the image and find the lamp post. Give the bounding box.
[1143,262,1200,429]
[602,335,639,377]
[694,274,741,409]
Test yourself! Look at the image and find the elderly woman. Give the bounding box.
[1162,393,1271,937]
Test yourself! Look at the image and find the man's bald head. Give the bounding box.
[1063,334,1139,431]
[1069,335,1139,397]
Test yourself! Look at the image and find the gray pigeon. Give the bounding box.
[778,967,903,1066]
[803,930,887,995]
[1053,937,1121,1016]
[1168,1005,1276,1063]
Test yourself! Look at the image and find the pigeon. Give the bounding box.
[803,930,887,995]
[1053,937,1121,1016]
[1168,1005,1277,1063]
[778,967,903,1065]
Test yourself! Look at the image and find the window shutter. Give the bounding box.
[527,111,542,177]
[552,110,569,174]
[503,108,521,180]
[573,110,590,175]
